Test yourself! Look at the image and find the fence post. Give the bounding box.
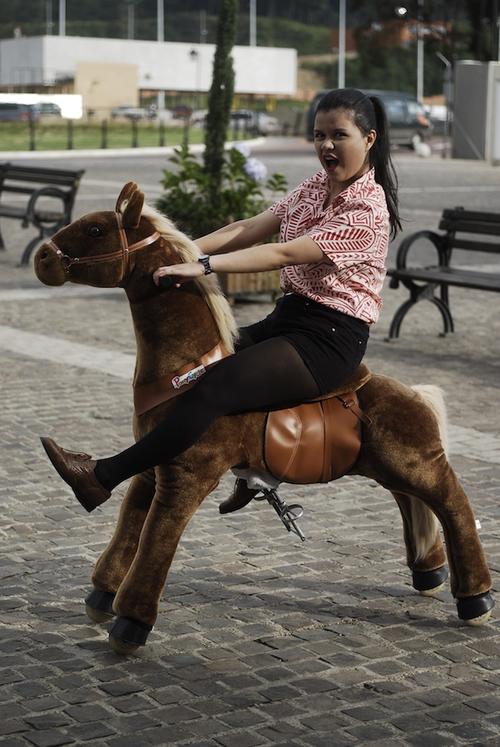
[66,119,74,150]
[159,120,165,147]
[101,120,108,149]
[28,117,36,151]
[182,118,190,148]
[131,119,138,148]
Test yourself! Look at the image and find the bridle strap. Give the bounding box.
[47,212,161,281]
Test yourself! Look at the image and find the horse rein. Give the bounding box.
[45,212,161,284]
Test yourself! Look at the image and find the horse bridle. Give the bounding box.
[46,212,161,284]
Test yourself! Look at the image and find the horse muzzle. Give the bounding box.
[34,241,68,286]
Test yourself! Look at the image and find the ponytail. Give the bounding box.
[368,96,401,239]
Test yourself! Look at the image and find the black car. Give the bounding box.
[306,89,432,148]
[0,103,38,122]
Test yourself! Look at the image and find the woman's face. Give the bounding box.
[313,108,376,191]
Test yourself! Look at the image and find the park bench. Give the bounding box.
[0,162,84,265]
[386,206,500,339]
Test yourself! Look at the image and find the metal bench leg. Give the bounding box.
[386,299,416,340]
[431,297,454,336]
[20,232,44,266]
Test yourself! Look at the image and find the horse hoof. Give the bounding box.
[412,565,448,597]
[108,615,152,655]
[457,592,495,626]
[109,635,140,656]
[85,589,115,623]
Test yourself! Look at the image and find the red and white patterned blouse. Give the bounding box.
[269,167,390,324]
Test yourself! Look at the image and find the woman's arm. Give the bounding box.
[196,210,282,255]
[153,235,325,285]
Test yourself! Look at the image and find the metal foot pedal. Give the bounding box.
[255,488,306,541]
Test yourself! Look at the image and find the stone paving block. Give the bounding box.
[67,721,117,741]
[345,722,398,741]
[63,704,112,723]
[214,730,268,747]
[24,730,75,747]
[0,720,30,737]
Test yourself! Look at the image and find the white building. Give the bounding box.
[0,35,297,98]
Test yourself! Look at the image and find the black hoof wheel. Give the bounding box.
[85,589,115,623]
[108,616,152,655]
[457,592,495,626]
[412,565,448,597]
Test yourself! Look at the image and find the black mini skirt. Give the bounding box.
[241,293,369,395]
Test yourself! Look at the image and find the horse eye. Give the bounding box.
[87,225,103,238]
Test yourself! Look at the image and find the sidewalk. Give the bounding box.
[1,167,500,747]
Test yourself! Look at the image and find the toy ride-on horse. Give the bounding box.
[34,182,494,654]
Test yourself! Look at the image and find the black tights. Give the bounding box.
[94,336,320,491]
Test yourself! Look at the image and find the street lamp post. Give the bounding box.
[395,3,424,101]
[416,0,424,101]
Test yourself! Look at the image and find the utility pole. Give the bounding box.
[46,0,53,35]
[127,2,135,40]
[59,0,65,36]
[338,0,346,89]
[250,0,257,46]
[157,0,165,112]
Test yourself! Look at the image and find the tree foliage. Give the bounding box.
[204,0,236,199]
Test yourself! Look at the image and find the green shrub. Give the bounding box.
[156,144,287,238]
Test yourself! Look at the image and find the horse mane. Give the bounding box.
[139,203,238,353]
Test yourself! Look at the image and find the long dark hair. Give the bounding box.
[315,88,401,238]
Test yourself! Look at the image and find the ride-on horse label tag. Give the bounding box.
[172,365,206,389]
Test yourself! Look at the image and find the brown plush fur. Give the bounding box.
[34,184,492,632]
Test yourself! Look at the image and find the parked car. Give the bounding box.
[0,103,38,122]
[35,102,62,117]
[230,110,281,136]
[305,89,432,148]
[111,105,151,121]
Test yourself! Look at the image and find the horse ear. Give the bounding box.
[115,182,138,213]
[121,189,144,229]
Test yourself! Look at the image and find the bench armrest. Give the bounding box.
[24,186,70,229]
[395,230,447,270]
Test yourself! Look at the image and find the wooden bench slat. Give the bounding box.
[441,208,500,223]
[388,267,500,291]
[439,219,500,236]
[447,238,500,253]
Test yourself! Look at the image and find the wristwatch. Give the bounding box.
[197,254,213,275]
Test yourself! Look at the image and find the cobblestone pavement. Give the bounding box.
[1,150,500,746]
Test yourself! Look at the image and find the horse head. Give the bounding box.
[34,182,161,288]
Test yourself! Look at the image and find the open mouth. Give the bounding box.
[323,154,339,169]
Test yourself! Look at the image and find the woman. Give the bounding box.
[42,88,401,512]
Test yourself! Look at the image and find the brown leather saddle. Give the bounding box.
[264,364,371,484]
